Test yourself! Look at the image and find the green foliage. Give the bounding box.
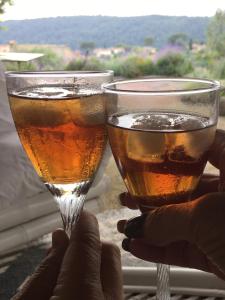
[189,66,212,79]
[115,43,132,51]
[66,59,86,70]
[192,49,212,68]
[192,45,225,79]
[80,41,95,56]
[4,46,65,71]
[212,58,225,79]
[191,49,220,78]
[105,56,155,78]
[67,53,195,79]
[29,47,65,70]
[0,0,13,15]
[116,56,144,78]
[207,9,225,56]
[103,58,124,77]
[82,57,104,71]
[66,56,156,79]
[0,16,210,49]
[144,37,154,46]
[168,33,189,48]
[0,0,13,29]
[5,61,37,71]
[66,57,104,71]
[155,53,193,76]
[139,58,155,76]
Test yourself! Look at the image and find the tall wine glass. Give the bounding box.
[6,70,113,235]
[104,78,220,300]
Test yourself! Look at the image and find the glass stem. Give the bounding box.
[156,263,170,300]
[46,182,90,237]
[60,195,85,237]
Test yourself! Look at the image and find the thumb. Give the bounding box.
[208,129,225,191]
[50,210,104,300]
[123,202,194,246]
[208,129,225,169]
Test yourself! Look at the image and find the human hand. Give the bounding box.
[117,129,225,280]
[13,210,123,300]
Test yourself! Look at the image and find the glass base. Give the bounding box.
[46,181,91,235]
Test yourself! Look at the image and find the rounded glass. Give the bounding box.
[104,77,220,300]
[105,78,220,206]
[6,70,113,234]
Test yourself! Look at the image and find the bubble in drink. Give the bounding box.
[108,112,216,206]
[9,86,107,185]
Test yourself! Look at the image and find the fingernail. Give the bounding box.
[119,192,127,204]
[122,238,130,252]
[117,219,127,233]
[124,214,147,238]
[119,192,127,199]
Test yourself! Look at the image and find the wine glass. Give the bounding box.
[104,78,221,300]
[6,70,113,235]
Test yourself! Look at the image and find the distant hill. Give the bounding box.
[0,15,210,49]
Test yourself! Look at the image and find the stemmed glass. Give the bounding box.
[104,78,220,299]
[6,70,113,235]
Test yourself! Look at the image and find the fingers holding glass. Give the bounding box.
[118,193,225,280]
[13,230,69,300]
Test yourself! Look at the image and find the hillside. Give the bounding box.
[0,15,210,49]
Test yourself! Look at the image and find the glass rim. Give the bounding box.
[5,70,114,78]
[103,77,221,96]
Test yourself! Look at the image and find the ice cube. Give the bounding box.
[127,130,166,163]
[69,93,106,126]
[132,113,175,131]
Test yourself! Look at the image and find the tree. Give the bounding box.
[156,53,193,76]
[207,9,225,56]
[30,47,65,70]
[80,41,95,56]
[79,41,96,69]
[0,0,13,15]
[0,0,13,29]
[66,57,104,72]
[168,33,189,49]
[144,36,154,47]
[188,38,193,51]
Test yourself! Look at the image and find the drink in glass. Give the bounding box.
[7,71,113,233]
[108,111,216,207]
[104,78,220,300]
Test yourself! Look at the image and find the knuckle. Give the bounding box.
[81,210,98,223]
[143,208,163,243]
[80,230,101,249]
[193,193,224,218]
[103,242,121,259]
[191,193,225,241]
[80,210,98,227]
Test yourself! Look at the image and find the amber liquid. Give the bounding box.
[108,112,216,206]
[9,86,107,185]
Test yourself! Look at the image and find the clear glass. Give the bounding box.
[104,77,220,300]
[6,70,113,235]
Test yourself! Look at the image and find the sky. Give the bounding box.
[3,0,225,21]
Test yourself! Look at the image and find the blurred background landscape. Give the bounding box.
[0,1,224,210]
[0,10,224,84]
[0,3,225,298]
